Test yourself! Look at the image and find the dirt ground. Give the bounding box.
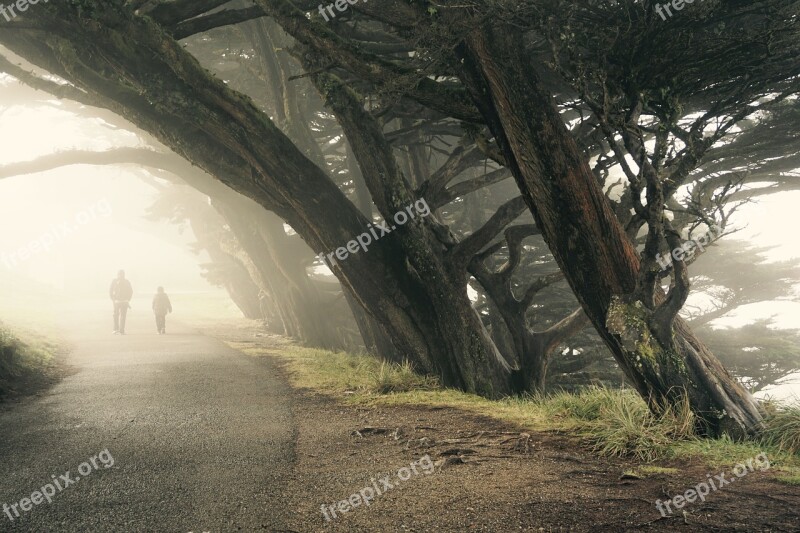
[273,389,799,532]
[200,323,800,532]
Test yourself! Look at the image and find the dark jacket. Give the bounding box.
[110,278,133,302]
[152,293,172,316]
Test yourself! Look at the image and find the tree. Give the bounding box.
[2,1,797,436]
[422,0,798,436]
[0,1,517,396]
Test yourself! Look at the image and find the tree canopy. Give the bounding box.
[1,0,798,438]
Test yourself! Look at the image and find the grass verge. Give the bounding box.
[229,341,800,478]
[0,321,61,399]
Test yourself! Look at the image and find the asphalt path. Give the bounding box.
[0,309,295,532]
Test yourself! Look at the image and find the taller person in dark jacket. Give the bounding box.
[109,270,133,335]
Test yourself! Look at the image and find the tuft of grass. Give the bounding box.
[0,323,59,398]
[539,386,628,422]
[584,391,696,462]
[367,360,439,394]
[623,465,679,479]
[760,404,800,455]
[531,386,696,461]
[775,466,800,485]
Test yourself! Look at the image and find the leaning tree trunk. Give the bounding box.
[1,4,515,397]
[456,25,763,437]
[223,267,265,320]
[248,17,405,357]
[216,195,347,350]
[183,204,265,320]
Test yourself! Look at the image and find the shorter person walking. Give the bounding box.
[152,287,173,335]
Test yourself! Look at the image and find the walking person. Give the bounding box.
[152,287,172,335]
[109,270,133,335]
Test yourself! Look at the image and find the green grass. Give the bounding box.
[0,322,60,397]
[775,466,800,485]
[228,343,439,394]
[579,389,695,462]
[229,340,800,474]
[760,404,800,455]
[638,465,679,475]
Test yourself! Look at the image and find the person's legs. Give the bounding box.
[119,304,128,334]
[155,314,165,334]
[113,303,121,333]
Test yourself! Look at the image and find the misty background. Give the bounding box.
[1,57,799,402]
[0,77,242,333]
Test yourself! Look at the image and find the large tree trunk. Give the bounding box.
[223,267,265,321]
[215,195,349,349]
[246,16,404,356]
[456,25,763,436]
[1,5,515,396]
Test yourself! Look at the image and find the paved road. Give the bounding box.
[0,311,295,532]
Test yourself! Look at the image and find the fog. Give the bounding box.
[1,54,799,402]
[0,78,237,330]
[0,172,212,292]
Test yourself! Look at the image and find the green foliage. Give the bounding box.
[699,321,800,392]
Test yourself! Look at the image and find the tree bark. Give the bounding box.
[456,25,763,437]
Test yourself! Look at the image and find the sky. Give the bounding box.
[687,191,800,330]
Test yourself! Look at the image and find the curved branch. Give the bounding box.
[652,219,691,346]
[0,147,190,180]
[536,307,589,354]
[436,167,511,207]
[452,196,528,263]
[172,6,267,39]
